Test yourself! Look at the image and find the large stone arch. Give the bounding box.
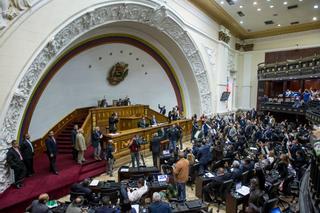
[0,1,212,192]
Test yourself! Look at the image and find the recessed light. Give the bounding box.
[277,24,281,27]
[239,5,243,8]
[270,5,274,8]
[299,0,303,2]
[253,2,257,5]
[257,8,261,11]
[267,0,271,2]
[220,1,224,4]
[314,5,319,9]
[240,21,244,24]
[313,17,317,21]
[283,2,288,5]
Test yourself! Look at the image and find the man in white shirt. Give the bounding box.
[121,178,148,203]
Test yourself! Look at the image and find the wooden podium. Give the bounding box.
[89,105,192,165]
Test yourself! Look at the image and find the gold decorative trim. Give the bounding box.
[189,0,320,39]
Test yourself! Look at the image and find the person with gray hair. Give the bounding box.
[231,160,242,182]
[148,192,171,213]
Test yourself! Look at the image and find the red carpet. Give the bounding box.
[0,147,105,213]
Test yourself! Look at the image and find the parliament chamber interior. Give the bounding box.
[0,0,320,213]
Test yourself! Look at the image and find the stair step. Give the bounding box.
[78,167,106,181]
[81,161,105,174]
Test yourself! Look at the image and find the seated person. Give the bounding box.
[26,193,52,213]
[95,196,115,213]
[230,160,242,182]
[137,116,149,128]
[148,192,171,213]
[150,115,158,126]
[70,179,92,201]
[66,196,84,213]
[120,178,148,203]
[202,167,230,202]
[245,178,265,213]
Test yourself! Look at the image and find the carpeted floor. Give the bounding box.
[0,147,100,213]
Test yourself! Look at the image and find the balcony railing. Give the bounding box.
[261,100,320,124]
[258,55,320,80]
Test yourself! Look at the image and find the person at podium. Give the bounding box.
[150,115,158,126]
[137,116,149,128]
[109,112,119,133]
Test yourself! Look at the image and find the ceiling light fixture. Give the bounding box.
[283,2,288,5]
[277,24,281,27]
[313,17,317,21]
[253,2,257,5]
[270,5,274,8]
[220,1,224,4]
[240,5,243,8]
[314,5,319,9]
[240,21,244,24]
[257,8,261,11]
[299,0,303,2]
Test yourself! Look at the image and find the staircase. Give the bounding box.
[56,119,86,154]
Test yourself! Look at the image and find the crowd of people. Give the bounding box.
[8,103,316,212]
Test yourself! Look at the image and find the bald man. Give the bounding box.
[27,193,52,213]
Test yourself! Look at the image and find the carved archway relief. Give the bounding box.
[0,1,212,192]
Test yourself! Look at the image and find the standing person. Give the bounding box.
[45,131,58,175]
[176,123,183,150]
[71,124,78,161]
[92,126,103,160]
[168,124,179,153]
[109,112,119,133]
[6,140,26,188]
[151,133,162,169]
[127,135,140,168]
[75,129,87,165]
[158,104,166,115]
[20,133,35,176]
[172,151,189,202]
[105,140,116,177]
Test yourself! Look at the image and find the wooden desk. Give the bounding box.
[104,120,191,161]
[194,176,215,198]
[170,200,208,213]
[118,166,160,182]
[226,192,249,213]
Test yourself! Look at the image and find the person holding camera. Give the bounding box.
[127,135,141,168]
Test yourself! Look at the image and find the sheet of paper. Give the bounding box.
[89,179,99,186]
[236,185,250,196]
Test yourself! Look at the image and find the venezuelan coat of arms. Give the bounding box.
[107,62,129,85]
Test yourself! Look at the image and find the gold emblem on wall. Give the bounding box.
[107,62,129,85]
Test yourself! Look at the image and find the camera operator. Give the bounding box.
[126,135,141,168]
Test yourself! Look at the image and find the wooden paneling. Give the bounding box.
[305,79,320,90]
[287,80,301,91]
[265,47,320,64]
[31,107,91,156]
[104,119,192,160]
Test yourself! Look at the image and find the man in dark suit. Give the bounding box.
[197,141,212,175]
[167,124,179,153]
[202,167,230,202]
[151,133,162,169]
[45,131,58,175]
[71,124,78,161]
[108,112,119,133]
[70,179,92,201]
[6,140,26,188]
[138,116,148,128]
[158,104,166,115]
[20,133,35,176]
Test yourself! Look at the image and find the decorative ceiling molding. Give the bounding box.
[0,1,213,192]
[189,0,320,39]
